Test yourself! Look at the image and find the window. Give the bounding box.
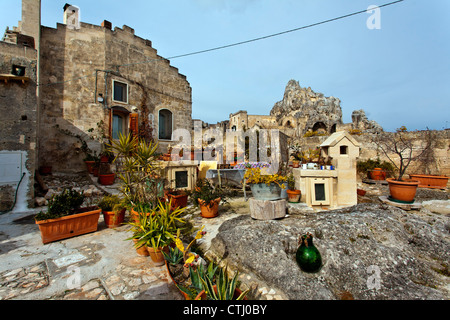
[112,114,125,140]
[113,80,128,103]
[12,65,26,76]
[159,109,173,140]
[340,145,348,155]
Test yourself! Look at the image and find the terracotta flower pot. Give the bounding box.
[133,239,150,257]
[130,208,153,224]
[102,209,126,228]
[36,207,101,244]
[198,198,221,219]
[147,246,168,266]
[292,161,300,168]
[387,178,419,203]
[166,192,188,210]
[84,161,95,174]
[165,261,191,300]
[287,189,301,203]
[369,168,387,181]
[409,174,449,190]
[357,189,367,196]
[98,173,115,186]
[100,155,109,163]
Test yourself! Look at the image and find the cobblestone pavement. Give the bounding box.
[0,191,286,301]
[0,209,183,301]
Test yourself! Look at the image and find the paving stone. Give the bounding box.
[0,263,49,300]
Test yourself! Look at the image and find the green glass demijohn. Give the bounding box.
[296,233,322,273]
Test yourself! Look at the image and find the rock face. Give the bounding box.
[209,203,449,300]
[352,109,383,133]
[270,80,343,135]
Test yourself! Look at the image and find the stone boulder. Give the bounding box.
[208,203,449,300]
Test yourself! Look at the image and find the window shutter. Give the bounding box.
[130,113,139,138]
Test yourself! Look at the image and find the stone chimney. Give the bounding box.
[101,20,112,30]
[20,0,41,49]
[63,3,80,30]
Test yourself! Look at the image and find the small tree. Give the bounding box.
[373,127,432,181]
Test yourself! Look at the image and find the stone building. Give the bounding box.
[0,0,192,210]
[38,4,192,173]
[0,0,39,211]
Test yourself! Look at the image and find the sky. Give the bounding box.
[1,0,449,132]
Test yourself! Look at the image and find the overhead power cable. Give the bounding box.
[37,0,404,86]
[164,0,404,61]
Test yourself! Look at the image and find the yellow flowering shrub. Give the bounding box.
[244,168,287,188]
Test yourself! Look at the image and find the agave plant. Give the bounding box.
[199,265,249,300]
[162,246,184,266]
[126,200,185,251]
[176,261,220,300]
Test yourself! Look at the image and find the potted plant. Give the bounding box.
[286,174,301,203]
[289,143,302,168]
[191,179,224,219]
[356,158,395,181]
[302,148,321,169]
[127,211,151,257]
[35,189,101,244]
[99,150,113,163]
[83,151,98,174]
[126,200,186,265]
[243,168,286,201]
[196,265,249,300]
[98,162,116,186]
[98,195,126,228]
[165,189,189,211]
[374,127,432,203]
[163,226,209,299]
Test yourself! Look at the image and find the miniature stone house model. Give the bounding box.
[158,161,198,192]
[293,131,360,209]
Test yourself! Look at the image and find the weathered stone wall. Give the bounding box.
[291,130,450,181]
[247,115,278,129]
[354,130,450,178]
[0,41,38,209]
[38,20,192,172]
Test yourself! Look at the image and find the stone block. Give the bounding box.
[249,198,286,220]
